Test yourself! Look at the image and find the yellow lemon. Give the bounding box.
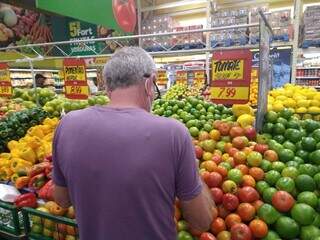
[296,107,308,114]
[310,99,320,107]
[308,106,320,114]
[267,104,273,111]
[284,90,294,97]
[276,95,287,101]
[293,94,307,101]
[297,99,310,108]
[273,102,285,112]
[314,94,320,101]
[305,92,317,99]
[283,98,296,108]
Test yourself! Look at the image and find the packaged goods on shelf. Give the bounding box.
[268,9,292,41]
[302,6,320,47]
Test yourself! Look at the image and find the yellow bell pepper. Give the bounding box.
[27,126,45,138]
[232,104,254,117]
[26,136,42,149]
[0,167,13,181]
[35,146,46,162]
[11,158,33,173]
[43,142,52,156]
[11,149,21,158]
[7,140,19,151]
[0,153,11,159]
[0,159,11,168]
[19,147,37,163]
[43,117,59,128]
[40,124,53,135]
[10,173,20,183]
[43,133,54,142]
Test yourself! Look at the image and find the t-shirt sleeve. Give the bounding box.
[175,126,202,201]
[52,122,67,187]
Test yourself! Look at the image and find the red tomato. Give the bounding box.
[236,203,256,222]
[112,0,137,32]
[195,145,203,159]
[218,204,231,218]
[206,172,223,188]
[225,214,242,229]
[222,193,239,211]
[230,223,253,240]
[200,232,217,240]
[211,217,226,235]
[271,191,295,212]
[211,188,224,204]
[238,186,259,203]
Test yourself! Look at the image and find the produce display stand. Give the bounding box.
[0,201,24,238]
[22,207,78,240]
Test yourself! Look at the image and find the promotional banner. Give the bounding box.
[0,63,12,97]
[211,50,252,104]
[63,58,89,99]
[176,70,188,84]
[156,70,168,86]
[252,48,292,88]
[36,0,137,33]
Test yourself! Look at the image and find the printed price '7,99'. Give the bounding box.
[218,87,236,98]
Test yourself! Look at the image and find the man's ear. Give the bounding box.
[145,78,153,96]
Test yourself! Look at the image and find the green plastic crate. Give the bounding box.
[0,201,24,236]
[22,207,78,240]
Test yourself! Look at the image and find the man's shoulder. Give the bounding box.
[151,114,189,136]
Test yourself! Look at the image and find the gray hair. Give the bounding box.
[103,47,156,91]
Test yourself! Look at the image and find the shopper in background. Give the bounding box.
[53,47,215,240]
[35,74,46,88]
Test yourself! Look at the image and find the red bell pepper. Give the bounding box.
[28,162,51,179]
[38,180,54,201]
[28,173,46,190]
[14,193,37,208]
[45,164,53,179]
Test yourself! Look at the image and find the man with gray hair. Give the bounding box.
[53,47,215,240]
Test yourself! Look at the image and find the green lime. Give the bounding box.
[272,161,286,173]
[276,177,295,193]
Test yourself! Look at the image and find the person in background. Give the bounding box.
[53,47,215,240]
[88,77,98,95]
[35,74,46,88]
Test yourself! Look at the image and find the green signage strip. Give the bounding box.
[36,0,137,33]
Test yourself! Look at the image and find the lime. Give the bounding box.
[287,120,301,129]
[286,161,300,168]
[261,230,280,240]
[284,129,303,143]
[277,117,288,126]
[296,149,309,161]
[263,123,274,134]
[300,225,320,240]
[272,161,286,173]
[276,177,295,193]
[273,135,285,144]
[314,173,320,189]
[280,108,294,120]
[312,129,320,142]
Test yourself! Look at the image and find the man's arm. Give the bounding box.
[54,185,72,208]
[180,181,215,232]
[175,125,216,232]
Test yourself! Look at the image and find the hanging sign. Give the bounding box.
[156,69,168,86]
[176,70,187,84]
[211,50,252,104]
[63,58,89,99]
[192,70,205,85]
[0,63,12,97]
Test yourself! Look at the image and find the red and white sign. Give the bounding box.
[0,63,12,97]
[210,49,252,105]
[63,58,89,99]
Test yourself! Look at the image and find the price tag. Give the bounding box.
[176,70,187,84]
[211,87,249,100]
[194,70,205,79]
[63,58,89,99]
[0,63,12,97]
[210,50,252,104]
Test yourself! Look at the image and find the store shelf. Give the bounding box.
[296,66,320,69]
[296,76,320,79]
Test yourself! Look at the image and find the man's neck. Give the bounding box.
[107,87,147,110]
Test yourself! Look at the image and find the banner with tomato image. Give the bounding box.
[0,63,12,97]
[37,0,137,33]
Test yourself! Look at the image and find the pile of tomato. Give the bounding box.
[175,108,320,240]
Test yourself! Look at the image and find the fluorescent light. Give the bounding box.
[141,0,207,12]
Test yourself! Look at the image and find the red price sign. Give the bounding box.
[63,58,89,99]
[0,63,12,97]
[210,50,252,104]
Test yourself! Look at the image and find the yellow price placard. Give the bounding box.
[211,86,249,100]
[0,69,10,82]
[64,65,86,81]
[0,85,12,95]
[65,85,89,95]
[212,59,244,81]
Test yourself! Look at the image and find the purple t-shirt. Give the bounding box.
[53,106,201,240]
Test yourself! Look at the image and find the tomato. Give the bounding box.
[222,193,239,211]
[252,200,264,211]
[237,203,255,222]
[264,150,278,162]
[275,177,295,193]
[200,232,217,240]
[230,223,252,240]
[212,154,223,165]
[295,174,316,192]
[211,188,224,204]
[206,172,223,188]
[222,180,238,194]
[238,186,259,203]
[232,136,249,149]
[300,225,320,240]
[225,214,242,229]
[261,230,280,240]
[217,231,231,240]
[175,205,181,220]
[112,0,137,32]
[265,170,281,186]
[242,175,255,188]
[218,122,231,136]
[228,147,239,157]
[249,219,268,238]
[235,164,249,175]
[291,203,316,226]
[247,151,263,167]
[177,230,193,240]
[256,181,270,195]
[275,216,300,239]
[272,191,295,212]
[228,169,243,184]
[201,161,217,173]
[248,167,264,181]
[281,166,299,179]
[262,187,277,204]
[244,126,256,140]
[257,204,281,224]
[211,217,226,235]
[230,126,245,138]
[297,191,318,208]
[233,151,247,165]
[218,205,231,219]
[216,166,228,179]
[195,145,203,159]
[254,144,269,154]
